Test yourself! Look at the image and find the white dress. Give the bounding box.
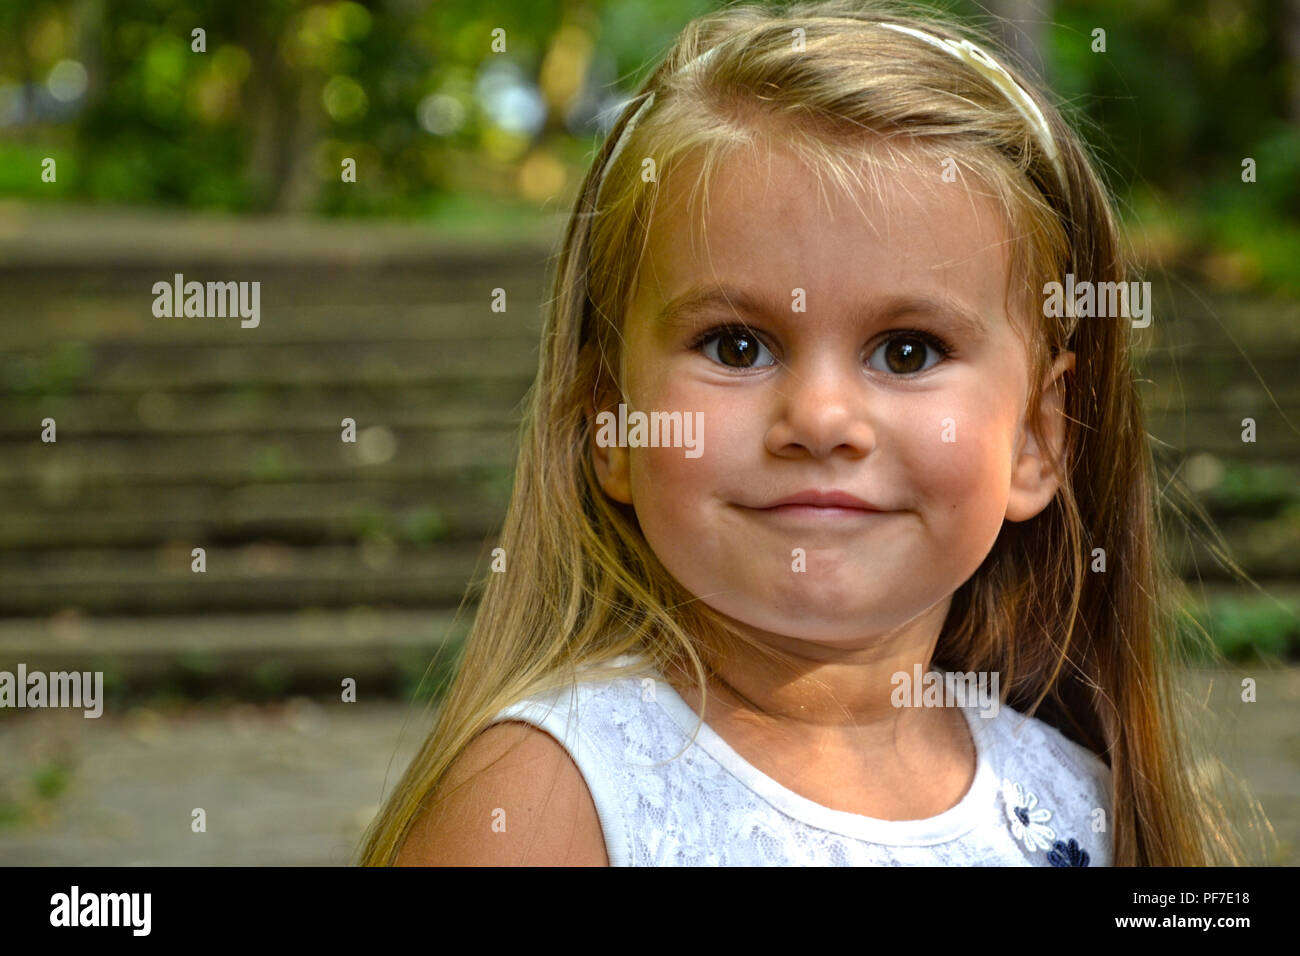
[489,653,1113,866]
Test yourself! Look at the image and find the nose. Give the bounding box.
[764,358,876,459]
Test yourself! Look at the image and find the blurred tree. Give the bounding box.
[986,0,1054,81]
[0,0,1293,280]
[238,2,317,211]
[1287,0,1300,121]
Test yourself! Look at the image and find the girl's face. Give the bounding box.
[592,143,1073,651]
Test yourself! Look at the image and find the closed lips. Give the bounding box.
[758,491,886,510]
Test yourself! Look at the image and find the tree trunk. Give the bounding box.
[985,0,1054,83]
[242,17,321,213]
[1286,0,1300,122]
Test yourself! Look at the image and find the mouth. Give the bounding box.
[738,503,894,524]
[758,489,886,510]
[733,488,896,527]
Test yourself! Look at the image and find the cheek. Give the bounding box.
[626,447,714,593]
[623,373,753,507]
[628,442,717,523]
[902,391,1018,515]
[623,410,749,577]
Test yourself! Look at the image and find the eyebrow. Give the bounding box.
[653,285,991,337]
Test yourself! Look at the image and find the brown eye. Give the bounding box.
[868,333,949,375]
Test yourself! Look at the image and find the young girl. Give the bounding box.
[359,0,1271,866]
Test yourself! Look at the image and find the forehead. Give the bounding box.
[628,141,1016,332]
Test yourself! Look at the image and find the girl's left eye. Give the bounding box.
[689,325,954,374]
[866,331,953,375]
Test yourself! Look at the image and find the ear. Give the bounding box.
[1005,351,1075,523]
[585,387,633,506]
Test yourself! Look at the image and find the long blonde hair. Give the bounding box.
[359,0,1274,866]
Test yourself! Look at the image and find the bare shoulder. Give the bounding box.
[394,720,610,866]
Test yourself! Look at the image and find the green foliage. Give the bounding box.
[1179,591,1300,662]
[0,801,24,831]
[400,633,466,705]
[1,340,93,395]
[399,505,450,545]
[0,144,73,197]
[0,0,1295,296]
[346,500,390,539]
[1211,596,1299,661]
[1206,462,1298,514]
[247,444,303,483]
[251,658,293,698]
[32,762,71,801]
[0,759,76,832]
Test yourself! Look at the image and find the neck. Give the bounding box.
[666,600,955,747]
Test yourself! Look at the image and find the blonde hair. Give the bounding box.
[358,0,1275,866]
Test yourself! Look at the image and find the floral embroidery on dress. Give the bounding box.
[1047,837,1090,867]
[1001,778,1056,852]
[1002,778,1094,865]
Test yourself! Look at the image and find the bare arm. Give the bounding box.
[394,720,610,866]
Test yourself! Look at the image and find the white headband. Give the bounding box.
[878,22,1067,191]
[594,46,717,204]
[594,22,1068,201]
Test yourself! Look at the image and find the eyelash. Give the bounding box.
[686,323,956,373]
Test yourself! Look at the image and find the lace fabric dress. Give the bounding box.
[489,653,1112,866]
